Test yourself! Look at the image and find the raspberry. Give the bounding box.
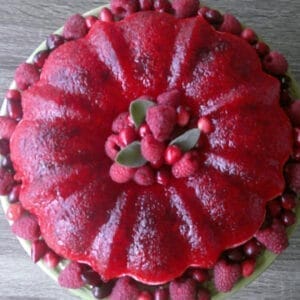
[112,112,131,133]
[172,152,199,178]
[44,251,61,268]
[58,262,85,289]
[255,219,288,254]
[6,203,24,221]
[263,51,288,76]
[11,214,40,241]
[134,165,155,186]
[109,163,135,183]
[197,288,211,300]
[242,259,256,277]
[0,168,14,195]
[219,14,242,35]
[213,260,241,293]
[31,240,49,263]
[110,277,140,300]
[285,162,300,193]
[0,116,17,140]
[105,134,122,160]
[14,63,40,90]
[169,278,197,300]
[63,14,88,40]
[141,134,165,164]
[157,89,181,108]
[146,105,176,142]
[172,0,199,18]
[110,0,140,18]
[46,34,64,50]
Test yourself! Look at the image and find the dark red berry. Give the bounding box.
[46,34,64,50]
[156,168,170,185]
[58,262,85,289]
[139,123,151,138]
[218,13,242,35]
[81,269,103,286]
[138,290,153,300]
[157,89,181,108]
[254,42,270,57]
[1,155,14,171]
[85,15,98,29]
[0,116,17,140]
[33,50,50,69]
[139,0,154,10]
[241,28,258,44]
[112,112,131,133]
[11,214,40,241]
[14,63,40,91]
[177,106,190,127]
[134,165,155,186]
[6,203,23,221]
[0,139,10,156]
[204,9,223,25]
[154,0,173,13]
[105,134,122,160]
[281,210,296,227]
[7,99,23,121]
[280,89,292,107]
[99,7,114,22]
[164,145,182,165]
[189,268,209,283]
[243,239,262,258]
[63,14,88,40]
[110,0,140,18]
[172,0,199,18]
[5,89,21,102]
[119,127,137,146]
[44,251,60,268]
[154,287,169,300]
[280,192,297,210]
[263,51,288,76]
[8,185,20,204]
[31,240,49,263]
[92,281,114,299]
[226,248,245,262]
[267,199,282,218]
[0,167,14,195]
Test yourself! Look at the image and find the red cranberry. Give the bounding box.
[85,15,98,29]
[267,199,282,217]
[139,123,151,138]
[281,210,296,227]
[0,139,10,156]
[151,157,164,169]
[44,251,61,268]
[218,13,242,35]
[198,6,209,17]
[241,28,258,44]
[138,291,153,300]
[254,42,270,57]
[119,127,137,146]
[280,192,297,210]
[31,240,49,263]
[92,282,114,299]
[99,7,114,22]
[204,9,223,25]
[189,268,209,283]
[197,117,213,133]
[5,89,21,102]
[8,185,21,204]
[81,269,103,286]
[164,145,182,165]
[46,34,64,50]
[6,203,23,221]
[172,0,199,18]
[263,51,288,76]
[177,106,190,127]
[226,248,245,262]
[139,0,154,10]
[243,239,262,258]
[242,258,256,277]
[134,165,155,186]
[154,287,169,300]
[154,0,173,13]
[1,155,13,171]
[33,50,50,69]
[156,168,170,185]
[7,99,23,121]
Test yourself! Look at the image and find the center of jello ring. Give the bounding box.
[104,89,213,185]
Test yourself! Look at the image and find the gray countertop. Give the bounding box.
[0,1,299,299]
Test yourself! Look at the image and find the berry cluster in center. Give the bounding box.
[105,89,212,185]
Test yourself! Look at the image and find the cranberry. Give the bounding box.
[154,0,173,13]
[156,168,170,185]
[44,251,61,268]
[241,28,258,44]
[242,258,256,277]
[46,34,64,50]
[119,127,137,146]
[81,269,103,286]
[0,139,10,156]
[31,240,49,263]
[177,106,190,127]
[139,123,151,138]
[33,50,50,69]
[99,7,114,22]
[198,7,209,17]
[203,9,223,25]
[6,203,23,221]
[189,268,209,283]
[1,155,13,171]
[7,99,23,121]
[226,248,245,262]
[5,89,21,102]
[243,239,263,258]
[92,282,114,299]
[197,117,213,133]
[164,145,182,165]
[134,165,155,186]
[267,199,282,217]
[8,185,21,204]
[138,291,153,300]
[280,192,297,210]
[139,0,154,10]
[154,287,169,300]
[254,42,270,57]
[263,51,288,76]
[86,15,98,29]
[281,210,296,227]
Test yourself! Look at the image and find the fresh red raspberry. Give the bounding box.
[197,288,211,300]
[11,214,40,241]
[172,0,199,18]
[255,219,288,254]
[176,106,190,127]
[285,162,300,193]
[31,240,49,263]
[0,168,14,195]
[110,277,140,300]
[0,117,17,140]
[99,7,114,22]
[157,89,181,108]
[6,203,24,221]
[169,278,197,300]
[63,14,88,40]
[146,105,176,142]
[110,0,140,18]
[109,163,136,183]
[58,262,85,289]
[218,13,242,35]
[213,259,241,292]
[105,134,122,160]
[44,250,61,268]
[134,165,155,186]
[242,259,256,277]
[172,151,199,178]
[139,0,153,11]
[14,63,40,90]
[141,134,165,164]
[119,127,137,146]
[164,145,182,165]
[112,112,131,133]
[263,51,289,76]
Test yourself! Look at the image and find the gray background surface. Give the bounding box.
[0,0,299,299]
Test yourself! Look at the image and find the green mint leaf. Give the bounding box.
[129,98,156,128]
[115,141,147,168]
[170,128,201,152]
